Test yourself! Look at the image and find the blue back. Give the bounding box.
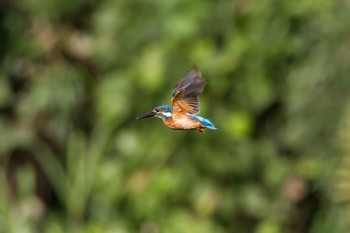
[195,116,217,130]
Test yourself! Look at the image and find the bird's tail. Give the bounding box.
[196,116,217,130]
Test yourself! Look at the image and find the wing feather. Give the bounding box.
[171,66,206,117]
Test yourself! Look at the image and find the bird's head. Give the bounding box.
[137,105,172,120]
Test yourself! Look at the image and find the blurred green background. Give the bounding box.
[1,0,350,232]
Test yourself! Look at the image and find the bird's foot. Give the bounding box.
[198,128,206,133]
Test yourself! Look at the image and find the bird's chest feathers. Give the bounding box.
[163,116,202,130]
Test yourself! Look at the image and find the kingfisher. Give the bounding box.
[137,66,217,133]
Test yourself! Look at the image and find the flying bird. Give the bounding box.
[137,66,217,133]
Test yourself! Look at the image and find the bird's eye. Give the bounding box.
[155,109,159,112]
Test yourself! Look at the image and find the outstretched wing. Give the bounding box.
[171,66,206,117]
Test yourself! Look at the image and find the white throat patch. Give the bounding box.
[162,112,172,117]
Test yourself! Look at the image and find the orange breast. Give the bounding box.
[162,116,203,130]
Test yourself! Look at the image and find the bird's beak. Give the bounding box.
[136,111,156,119]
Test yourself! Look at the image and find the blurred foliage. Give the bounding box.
[1,0,350,232]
